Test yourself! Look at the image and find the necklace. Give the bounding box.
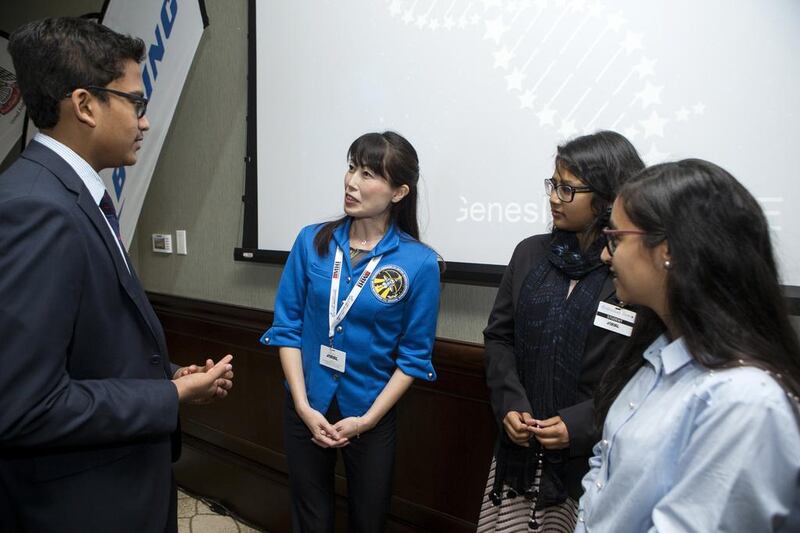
[351,234,380,248]
[350,222,385,249]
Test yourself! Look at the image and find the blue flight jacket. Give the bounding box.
[260,218,440,417]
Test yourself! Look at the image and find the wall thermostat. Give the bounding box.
[152,233,173,253]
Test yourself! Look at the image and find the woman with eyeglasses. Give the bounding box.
[477,131,644,532]
[576,159,800,531]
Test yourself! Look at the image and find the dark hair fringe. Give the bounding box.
[314,131,420,256]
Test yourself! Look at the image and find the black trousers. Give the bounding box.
[283,395,397,533]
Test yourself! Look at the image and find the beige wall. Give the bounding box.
[4,0,498,343]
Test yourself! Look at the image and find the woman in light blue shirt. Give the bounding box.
[576,159,800,532]
[261,132,440,532]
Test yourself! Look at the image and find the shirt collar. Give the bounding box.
[33,132,107,206]
[333,217,401,257]
[643,334,693,375]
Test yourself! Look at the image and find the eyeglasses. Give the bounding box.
[66,86,148,118]
[602,227,649,256]
[544,178,592,203]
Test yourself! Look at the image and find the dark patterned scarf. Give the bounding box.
[492,230,608,509]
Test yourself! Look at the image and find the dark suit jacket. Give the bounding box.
[0,141,180,533]
[484,233,628,500]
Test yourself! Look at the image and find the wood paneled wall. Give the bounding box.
[150,293,497,532]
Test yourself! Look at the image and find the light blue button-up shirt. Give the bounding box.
[576,335,800,532]
[260,218,440,417]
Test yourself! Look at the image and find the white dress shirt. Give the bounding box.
[33,133,130,272]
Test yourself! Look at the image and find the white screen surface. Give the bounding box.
[256,0,800,285]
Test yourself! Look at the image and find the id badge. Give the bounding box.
[320,345,346,373]
[593,301,636,337]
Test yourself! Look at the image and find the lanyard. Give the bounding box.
[328,247,382,340]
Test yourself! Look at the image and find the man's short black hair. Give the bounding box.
[8,17,145,129]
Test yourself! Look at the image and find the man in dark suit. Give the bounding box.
[0,17,234,533]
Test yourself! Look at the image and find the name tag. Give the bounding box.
[594,301,636,337]
[319,345,346,373]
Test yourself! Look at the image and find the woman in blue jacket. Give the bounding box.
[261,131,440,532]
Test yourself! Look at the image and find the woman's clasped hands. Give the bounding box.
[503,411,570,449]
[298,406,371,449]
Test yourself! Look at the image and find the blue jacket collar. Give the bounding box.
[332,217,401,258]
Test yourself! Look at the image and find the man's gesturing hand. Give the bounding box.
[172,354,234,404]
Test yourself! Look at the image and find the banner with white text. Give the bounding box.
[101,0,207,248]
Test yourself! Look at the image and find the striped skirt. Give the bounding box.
[477,457,578,533]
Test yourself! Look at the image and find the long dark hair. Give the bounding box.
[555,130,645,243]
[595,159,800,423]
[314,131,420,256]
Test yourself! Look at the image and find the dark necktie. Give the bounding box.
[99,191,122,243]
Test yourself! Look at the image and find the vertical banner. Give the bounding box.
[0,33,26,165]
[101,0,208,248]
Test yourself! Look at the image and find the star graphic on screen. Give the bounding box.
[389,0,403,17]
[634,82,663,109]
[639,110,669,138]
[471,14,481,24]
[415,15,428,28]
[505,68,527,91]
[622,31,644,54]
[675,107,690,121]
[634,57,656,79]
[644,143,669,163]
[458,17,468,29]
[484,16,508,43]
[402,10,414,24]
[693,102,706,115]
[444,16,456,30]
[493,47,515,69]
[519,89,537,109]
[429,18,440,30]
[559,119,578,138]
[607,12,627,32]
[536,105,557,126]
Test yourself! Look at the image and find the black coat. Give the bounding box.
[483,233,628,499]
[0,141,180,533]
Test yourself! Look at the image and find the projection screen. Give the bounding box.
[239,0,800,288]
